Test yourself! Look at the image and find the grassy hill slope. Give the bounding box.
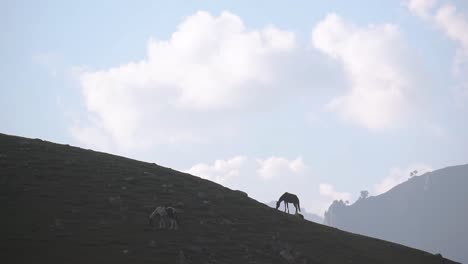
[0,133,457,264]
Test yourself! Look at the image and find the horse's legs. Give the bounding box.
[159,216,166,229]
[286,203,289,213]
[170,219,178,230]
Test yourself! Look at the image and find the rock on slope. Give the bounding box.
[324,164,468,263]
[0,133,458,264]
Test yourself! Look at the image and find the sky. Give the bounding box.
[2,0,468,215]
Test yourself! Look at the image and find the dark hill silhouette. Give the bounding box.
[324,164,468,263]
[0,133,458,263]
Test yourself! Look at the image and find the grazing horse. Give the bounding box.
[276,192,301,214]
[149,206,179,230]
[165,207,178,230]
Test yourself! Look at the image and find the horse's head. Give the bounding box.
[276,200,281,210]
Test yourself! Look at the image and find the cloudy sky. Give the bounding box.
[2,0,468,215]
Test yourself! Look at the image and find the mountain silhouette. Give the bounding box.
[324,164,468,263]
[0,133,458,263]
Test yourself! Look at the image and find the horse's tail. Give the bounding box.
[297,199,301,212]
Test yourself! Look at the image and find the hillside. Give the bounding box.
[0,133,458,264]
[324,164,468,263]
[266,201,323,224]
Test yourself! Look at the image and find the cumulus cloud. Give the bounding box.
[69,122,112,152]
[312,13,424,130]
[256,156,307,180]
[434,4,468,54]
[374,163,433,195]
[185,155,307,184]
[185,156,247,184]
[404,0,437,19]
[75,11,298,150]
[319,183,352,202]
[434,4,468,105]
[141,11,296,110]
[405,0,468,105]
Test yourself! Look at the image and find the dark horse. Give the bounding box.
[276,192,301,214]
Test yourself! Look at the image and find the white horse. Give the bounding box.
[149,206,178,230]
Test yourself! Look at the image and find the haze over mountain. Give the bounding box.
[0,133,459,263]
[324,164,468,263]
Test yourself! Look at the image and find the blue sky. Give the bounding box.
[2,0,468,215]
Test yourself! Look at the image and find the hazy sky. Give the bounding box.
[2,0,468,215]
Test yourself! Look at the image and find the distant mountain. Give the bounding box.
[266,201,323,224]
[324,164,468,263]
[0,133,458,263]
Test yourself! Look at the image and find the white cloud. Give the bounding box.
[405,0,468,106]
[185,155,307,183]
[74,11,298,150]
[312,13,423,130]
[69,122,112,153]
[319,183,352,202]
[374,164,433,195]
[256,156,307,180]
[434,4,468,104]
[141,11,296,110]
[185,156,247,184]
[434,4,468,55]
[404,0,437,19]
